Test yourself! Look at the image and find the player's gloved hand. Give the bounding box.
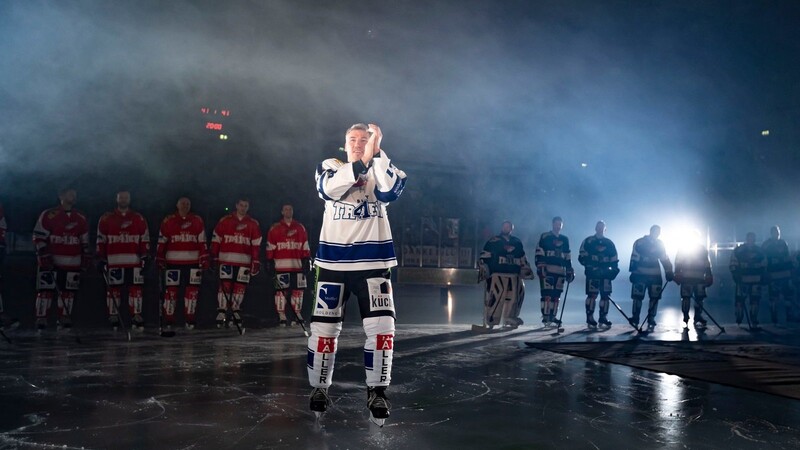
[199,255,210,271]
[302,258,311,274]
[665,271,674,282]
[96,260,108,275]
[520,265,534,280]
[250,260,261,277]
[566,268,575,283]
[140,256,151,272]
[37,253,54,271]
[704,274,714,287]
[673,272,683,285]
[609,267,620,280]
[156,258,167,271]
[272,273,283,291]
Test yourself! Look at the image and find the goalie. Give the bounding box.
[478,221,534,329]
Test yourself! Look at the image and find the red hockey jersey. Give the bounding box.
[157,213,208,266]
[266,220,310,272]
[96,209,150,268]
[211,213,262,266]
[33,206,90,270]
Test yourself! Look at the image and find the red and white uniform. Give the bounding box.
[157,212,208,326]
[266,220,310,272]
[211,213,262,322]
[96,209,150,323]
[33,206,89,271]
[97,209,150,268]
[266,219,311,323]
[157,213,208,267]
[211,213,261,268]
[32,206,90,324]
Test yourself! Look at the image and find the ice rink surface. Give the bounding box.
[2,284,800,449]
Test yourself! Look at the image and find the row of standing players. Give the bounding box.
[479,217,800,331]
[0,122,403,425]
[0,190,312,333]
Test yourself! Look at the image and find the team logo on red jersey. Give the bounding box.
[287,229,297,237]
[65,222,77,230]
[121,220,132,229]
[236,223,247,231]
[181,221,192,229]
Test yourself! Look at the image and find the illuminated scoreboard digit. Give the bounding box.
[200,107,231,140]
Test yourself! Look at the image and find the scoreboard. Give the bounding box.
[200,107,231,140]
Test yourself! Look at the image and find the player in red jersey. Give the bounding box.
[33,188,90,330]
[156,197,208,330]
[210,198,262,331]
[266,203,311,327]
[96,190,151,331]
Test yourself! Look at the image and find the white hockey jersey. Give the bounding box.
[315,150,407,271]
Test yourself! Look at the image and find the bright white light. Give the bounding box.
[580,162,588,167]
[446,290,454,323]
[660,222,704,257]
[761,130,770,136]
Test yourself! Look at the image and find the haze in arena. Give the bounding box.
[1,1,799,448]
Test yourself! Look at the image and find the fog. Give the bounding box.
[1,0,798,254]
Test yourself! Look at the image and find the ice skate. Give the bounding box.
[309,387,331,419]
[367,387,390,427]
[215,311,226,329]
[598,317,612,328]
[586,317,597,329]
[185,322,195,330]
[694,317,707,329]
[132,314,145,332]
[109,315,120,331]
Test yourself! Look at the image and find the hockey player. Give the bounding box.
[578,221,619,328]
[629,225,673,330]
[210,198,261,330]
[761,226,795,324]
[33,188,90,330]
[266,203,310,327]
[156,197,209,330]
[673,232,713,328]
[535,216,574,327]
[307,123,406,426]
[0,201,19,329]
[730,232,766,328]
[478,220,534,329]
[96,190,150,331]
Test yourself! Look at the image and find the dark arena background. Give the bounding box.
[1,1,800,449]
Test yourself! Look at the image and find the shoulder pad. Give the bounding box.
[322,158,345,170]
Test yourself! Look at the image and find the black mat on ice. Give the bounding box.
[525,340,800,400]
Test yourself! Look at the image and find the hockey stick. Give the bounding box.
[157,269,176,338]
[696,301,725,333]
[113,294,132,342]
[52,272,81,344]
[743,300,757,331]
[606,296,637,329]
[284,292,309,337]
[637,280,669,332]
[219,270,244,336]
[555,281,570,333]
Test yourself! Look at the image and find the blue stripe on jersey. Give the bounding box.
[316,241,396,263]
[374,176,406,203]
[317,167,334,201]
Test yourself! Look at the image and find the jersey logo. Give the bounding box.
[315,282,344,318]
[287,229,297,237]
[65,222,77,230]
[331,200,383,221]
[236,223,247,231]
[121,220,132,229]
[181,221,192,229]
